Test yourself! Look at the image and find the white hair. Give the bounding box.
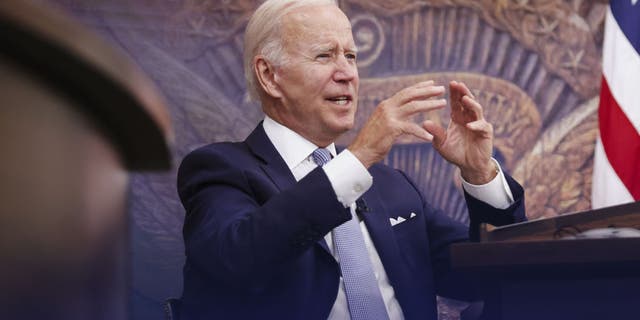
[243,0,338,102]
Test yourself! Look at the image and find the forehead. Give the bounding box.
[280,4,354,48]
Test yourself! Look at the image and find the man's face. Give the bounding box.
[271,4,359,146]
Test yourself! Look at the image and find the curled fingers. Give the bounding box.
[466,119,493,137]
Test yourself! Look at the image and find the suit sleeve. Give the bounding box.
[177,146,350,288]
[465,174,526,241]
[399,170,526,301]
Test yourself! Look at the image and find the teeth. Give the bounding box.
[328,96,349,104]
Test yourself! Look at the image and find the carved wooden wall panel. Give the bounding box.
[49,0,607,318]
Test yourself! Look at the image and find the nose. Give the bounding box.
[333,55,357,83]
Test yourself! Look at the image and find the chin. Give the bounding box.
[333,122,354,135]
[324,113,355,136]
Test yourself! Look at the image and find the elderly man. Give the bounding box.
[177,0,526,319]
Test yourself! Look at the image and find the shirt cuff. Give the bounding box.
[322,149,373,207]
[461,158,514,209]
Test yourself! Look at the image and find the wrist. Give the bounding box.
[460,160,498,185]
[347,147,375,169]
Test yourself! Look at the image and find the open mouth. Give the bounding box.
[326,95,352,105]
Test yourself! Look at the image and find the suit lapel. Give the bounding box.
[245,123,297,191]
[245,123,331,254]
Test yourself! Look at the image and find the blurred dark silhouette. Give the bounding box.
[0,0,172,319]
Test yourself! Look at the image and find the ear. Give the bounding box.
[254,56,283,99]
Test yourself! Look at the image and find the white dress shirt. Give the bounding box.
[262,116,514,319]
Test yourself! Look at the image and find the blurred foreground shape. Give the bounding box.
[0,0,172,319]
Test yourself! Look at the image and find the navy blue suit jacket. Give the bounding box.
[177,123,526,320]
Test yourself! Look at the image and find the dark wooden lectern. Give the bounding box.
[0,1,171,319]
[451,201,640,320]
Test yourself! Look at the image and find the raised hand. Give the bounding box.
[422,80,496,184]
[348,81,446,168]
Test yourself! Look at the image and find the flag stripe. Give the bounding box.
[598,77,640,200]
[602,6,640,135]
[592,139,633,208]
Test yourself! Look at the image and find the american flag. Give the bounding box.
[592,0,640,208]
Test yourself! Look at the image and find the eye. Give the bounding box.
[345,53,357,61]
[316,53,332,60]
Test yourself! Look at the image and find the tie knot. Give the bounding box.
[312,148,331,166]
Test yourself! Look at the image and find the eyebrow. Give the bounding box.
[309,42,359,54]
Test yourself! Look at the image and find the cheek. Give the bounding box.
[353,70,360,88]
[307,66,336,86]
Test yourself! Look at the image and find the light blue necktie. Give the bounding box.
[312,148,389,320]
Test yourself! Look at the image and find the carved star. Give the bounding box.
[216,0,233,22]
[188,16,206,34]
[512,0,536,13]
[561,49,589,74]
[532,16,559,39]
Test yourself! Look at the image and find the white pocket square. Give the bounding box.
[389,212,417,226]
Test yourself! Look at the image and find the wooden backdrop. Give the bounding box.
[50,0,607,318]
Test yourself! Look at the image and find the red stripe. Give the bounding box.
[599,77,640,200]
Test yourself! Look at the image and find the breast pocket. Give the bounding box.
[391,213,423,236]
[390,212,430,271]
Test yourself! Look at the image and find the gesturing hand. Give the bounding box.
[422,81,496,184]
[348,81,446,168]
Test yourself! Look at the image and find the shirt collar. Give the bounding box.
[262,116,337,170]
